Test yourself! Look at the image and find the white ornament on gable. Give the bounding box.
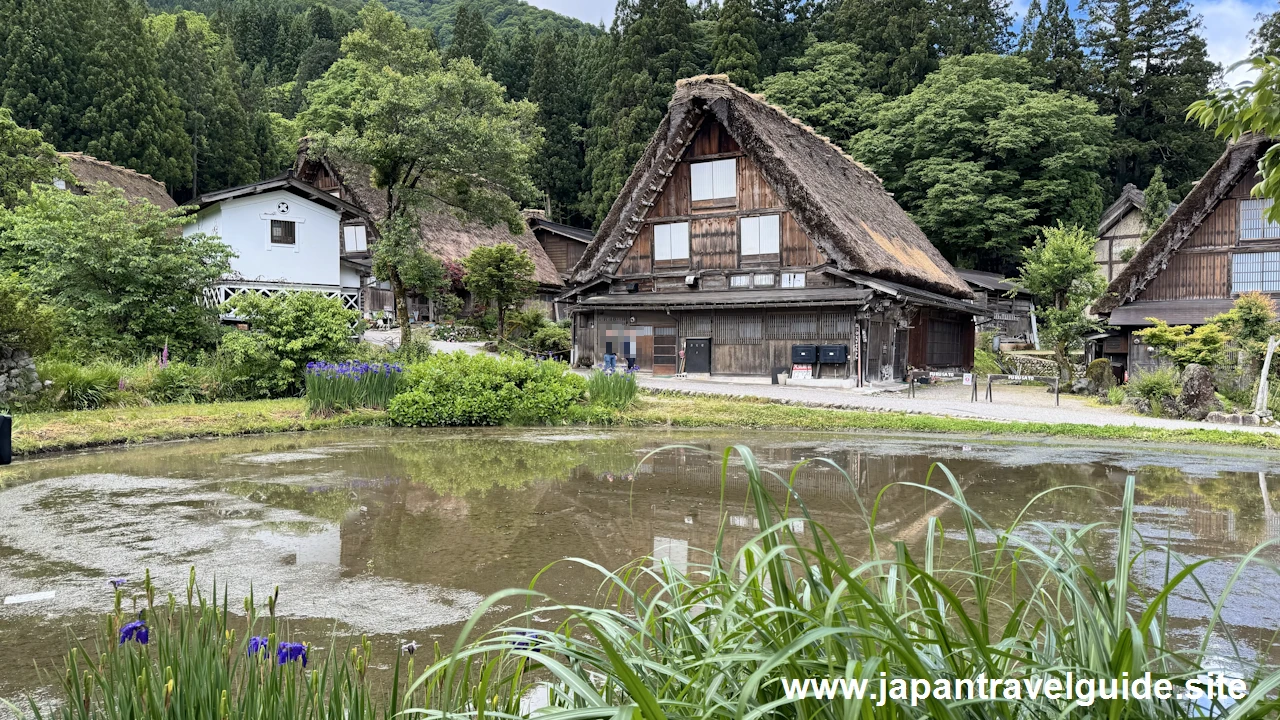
[277,201,290,215]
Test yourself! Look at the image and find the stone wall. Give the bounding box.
[0,347,43,408]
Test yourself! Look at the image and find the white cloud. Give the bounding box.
[1198,0,1265,85]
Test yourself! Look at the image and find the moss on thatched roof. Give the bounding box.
[571,75,971,299]
[296,151,562,287]
[59,152,176,209]
[1093,134,1272,315]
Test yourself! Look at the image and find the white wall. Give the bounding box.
[186,190,342,287]
[339,263,363,290]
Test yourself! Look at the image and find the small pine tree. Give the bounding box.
[1140,166,1171,241]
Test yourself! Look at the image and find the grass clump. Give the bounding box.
[1107,385,1127,405]
[305,361,404,415]
[16,570,421,720]
[1131,366,1181,405]
[586,369,639,409]
[411,446,1280,717]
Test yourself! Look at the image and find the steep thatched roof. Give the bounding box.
[296,150,562,287]
[571,75,971,299]
[59,152,176,209]
[1093,134,1272,314]
[1097,183,1145,236]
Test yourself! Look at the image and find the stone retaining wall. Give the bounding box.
[0,347,43,408]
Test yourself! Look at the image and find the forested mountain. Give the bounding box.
[0,0,1230,272]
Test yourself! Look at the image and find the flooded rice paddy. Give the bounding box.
[2,428,1280,705]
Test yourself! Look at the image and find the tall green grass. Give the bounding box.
[408,447,1280,718]
[586,370,638,409]
[304,361,404,416]
[17,569,421,720]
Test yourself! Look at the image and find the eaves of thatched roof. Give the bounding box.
[60,152,176,209]
[570,75,972,299]
[296,149,563,288]
[1097,183,1145,236]
[1093,134,1272,315]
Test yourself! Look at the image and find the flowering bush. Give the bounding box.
[305,360,404,415]
[387,351,585,426]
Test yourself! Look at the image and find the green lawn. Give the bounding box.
[9,392,1280,457]
[10,399,388,455]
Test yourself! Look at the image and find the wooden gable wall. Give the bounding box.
[619,117,826,276]
[1135,175,1257,302]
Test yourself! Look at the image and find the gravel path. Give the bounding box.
[362,329,486,356]
[637,375,1279,435]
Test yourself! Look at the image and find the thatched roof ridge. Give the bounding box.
[60,152,176,209]
[571,74,971,299]
[1097,183,1145,236]
[297,149,562,287]
[1093,134,1271,314]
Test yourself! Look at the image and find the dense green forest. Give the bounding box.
[0,0,1262,271]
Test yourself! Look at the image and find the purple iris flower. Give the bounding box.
[247,636,269,657]
[108,578,127,589]
[401,641,419,655]
[119,619,148,645]
[277,642,308,667]
[512,630,543,653]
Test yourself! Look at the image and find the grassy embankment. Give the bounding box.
[10,391,1280,456]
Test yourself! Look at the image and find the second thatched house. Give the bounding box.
[1092,134,1275,376]
[294,148,565,320]
[561,76,976,383]
[58,152,177,209]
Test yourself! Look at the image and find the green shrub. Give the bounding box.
[0,272,58,356]
[387,352,586,426]
[505,307,548,339]
[1106,385,1126,405]
[1131,365,1180,405]
[390,338,433,364]
[219,292,362,398]
[530,324,571,354]
[586,369,638,409]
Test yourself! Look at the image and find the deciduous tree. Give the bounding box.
[0,108,68,208]
[849,55,1112,271]
[1009,223,1109,379]
[299,2,540,347]
[463,243,537,338]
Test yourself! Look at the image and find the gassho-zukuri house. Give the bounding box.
[1092,133,1277,377]
[559,75,977,384]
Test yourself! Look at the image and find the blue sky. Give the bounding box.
[527,0,1271,84]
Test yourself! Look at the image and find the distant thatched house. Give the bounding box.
[59,152,177,209]
[294,148,564,320]
[522,209,592,280]
[1092,134,1275,376]
[562,76,976,383]
[1094,183,1145,282]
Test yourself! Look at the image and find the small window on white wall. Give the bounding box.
[343,225,368,253]
[781,272,806,288]
[690,159,737,201]
[740,215,780,256]
[653,222,689,261]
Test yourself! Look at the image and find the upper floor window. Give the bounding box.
[690,159,736,202]
[1232,251,1280,293]
[271,219,296,245]
[1241,198,1280,241]
[343,224,368,253]
[740,214,780,257]
[653,221,689,262]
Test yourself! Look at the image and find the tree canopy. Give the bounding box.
[849,55,1112,271]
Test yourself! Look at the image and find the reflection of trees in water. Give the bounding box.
[387,436,638,496]
[219,480,359,521]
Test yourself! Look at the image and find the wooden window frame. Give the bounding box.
[270,219,297,245]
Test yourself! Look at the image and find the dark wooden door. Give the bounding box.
[686,337,711,373]
[654,326,678,375]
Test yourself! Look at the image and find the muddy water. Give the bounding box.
[2,428,1280,704]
